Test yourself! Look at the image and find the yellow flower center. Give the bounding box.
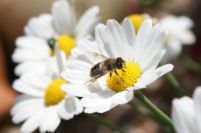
[106,62,142,92]
[128,14,145,32]
[45,78,67,106]
[57,34,76,57]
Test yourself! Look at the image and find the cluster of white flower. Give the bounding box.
[11,0,197,132]
[172,86,201,133]
[12,0,99,132]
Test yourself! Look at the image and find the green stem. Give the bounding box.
[129,101,174,133]
[134,92,174,131]
[129,102,151,117]
[180,57,201,74]
[87,114,126,133]
[166,72,186,97]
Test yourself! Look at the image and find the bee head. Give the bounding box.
[116,57,125,69]
[47,38,56,50]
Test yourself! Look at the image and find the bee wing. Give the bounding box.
[87,52,109,62]
[85,74,104,85]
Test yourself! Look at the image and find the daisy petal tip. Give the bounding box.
[90,5,100,13]
[143,19,153,26]
[96,23,106,31]
[123,17,130,23]
[168,64,174,71]
[11,117,19,124]
[12,80,20,91]
[15,37,23,45]
[193,86,201,99]
[107,19,118,26]
[122,18,133,27]
[195,86,201,93]
[162,64,174,74]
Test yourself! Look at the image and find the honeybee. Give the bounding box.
[89,54,126,83]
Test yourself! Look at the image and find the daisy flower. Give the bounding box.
[159,15,195,62]
[172,86,201,133]
[11,48,83,132]
[12,0,100,76]
[61,18,173,113]
[128,14,196,63]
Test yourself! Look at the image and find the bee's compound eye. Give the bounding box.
[47,38,56,49]
[116,59,124,69]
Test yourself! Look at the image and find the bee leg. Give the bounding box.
[115,70,118,75]
[85,76,100,84]
[110,72,112,77]
[122,69,125,72]
[85,78,95,85]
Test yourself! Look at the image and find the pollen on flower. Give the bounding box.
[45,78,67,106]
[57,34,76,57]
[106,62,142,92]
[128,14,145,32]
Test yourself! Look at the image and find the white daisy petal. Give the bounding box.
[131,64,173,90]
[141,50,166,72]
[13,80,44,97]
[72,39,101,63]
[58,100,73,120]
[152,64,174,78]
[172,97,195,133]
[12,99,44,124]
[81,89,132,113]
[14,61,46,76]
[179,30,195,45]
[13,94,34,105]
[40,107,61,132]
[138,27,167,65]
[193,86,201,132]
[21,109,45,133]
[82,98,115,113]
[15,36,48,49]
[76,6,100,39]
[160,15,195,46]
[122,18,136,45]
[72,97,83,114]
[162,39,182,63]
[12,48,49,63]
[106,19,131,59]
[58,96,82,120]
[95,24,112,57]
[62,69,90,84]
[133,72,157,90]
[134,19,153,62]
[111,90,133,105]
[122,18,136,61]
[65,97,82,114]
[179,16,194,28]
[64,58,92,70]
[62,59,91,83]
[52,0,75,35]
[19,75,50,90]
[62,84,92,97]
[13,37,49,64]
[24,14,55,39]
[11,98,40,116]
